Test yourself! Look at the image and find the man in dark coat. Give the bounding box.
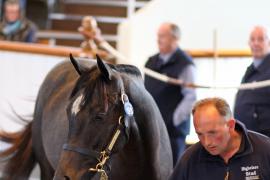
[170,97,270,180]
[234,26,270,137]
[144,22,196,166]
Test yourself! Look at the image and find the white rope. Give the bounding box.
[222,79,270,90]
[144,67,211,89]
[99,41,126,62]
[144,67,270,90]
[98,39,270,90]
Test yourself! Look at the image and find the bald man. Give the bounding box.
[144,22,196,166]
[234,26,270,137]
[170,97,270,180]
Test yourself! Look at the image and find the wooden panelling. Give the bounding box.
[51,20,81,31]
[62,4,127,17]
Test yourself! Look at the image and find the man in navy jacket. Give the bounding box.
[144,22,196,166]
[170,97,270,180]
[234,26,270,137]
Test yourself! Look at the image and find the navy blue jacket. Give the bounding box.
[144,48,193,137]
[234,54,270,137]
[169,121,270,180]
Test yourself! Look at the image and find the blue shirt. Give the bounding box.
[253,59,263,68]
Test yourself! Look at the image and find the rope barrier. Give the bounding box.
[99,40,270,90]
[144,67,270,90]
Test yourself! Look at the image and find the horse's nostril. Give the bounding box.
[63,176,70,180]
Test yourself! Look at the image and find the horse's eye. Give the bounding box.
[95,113,105,121]
[95,116,102,121]
[63,176,70,180]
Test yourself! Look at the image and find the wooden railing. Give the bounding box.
[186,49,251,58]
[0,40,81,57]
[0,40,252,58]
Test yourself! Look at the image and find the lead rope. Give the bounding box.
[224,170,229,180]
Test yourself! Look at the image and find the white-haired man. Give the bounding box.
[234,25,270,137]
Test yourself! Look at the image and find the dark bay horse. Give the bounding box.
[0,55,173,179]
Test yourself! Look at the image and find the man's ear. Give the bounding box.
[227,119,236,131]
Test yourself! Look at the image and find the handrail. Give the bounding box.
[0,40,252,58]
[0,40,111,60]
[0,40,81,57]
[187,49,251,58]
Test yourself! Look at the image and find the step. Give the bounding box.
[36,30,117,48]
[54,39,116,49]
[50,19,118,35]
[49,14,123,34]
[62,3,127,17]
[63,0,148,8]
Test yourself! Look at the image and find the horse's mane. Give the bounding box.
[70,63,141,98]
[113,64,142,77]
[73,58,142,77]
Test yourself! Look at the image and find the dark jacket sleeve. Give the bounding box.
[169,156,187,180]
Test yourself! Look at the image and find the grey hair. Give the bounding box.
[4,0,20,6]
[192,97,233,121]
[251,25,270,40]
[169,23,181,40]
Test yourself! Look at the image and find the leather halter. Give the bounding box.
[62,90,134,177]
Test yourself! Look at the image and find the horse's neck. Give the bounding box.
[122,90,162,178]
[130,80,173,179]
[110,122,156,179]
[115,77,172,179]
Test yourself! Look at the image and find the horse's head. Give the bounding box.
[53,55,134,180]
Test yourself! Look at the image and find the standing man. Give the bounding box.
[234,25,270,137]
[0,0,37,42]
[170,97,270,180]
[144,22,196,166]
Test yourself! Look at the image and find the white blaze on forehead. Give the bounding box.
[72,94,84,115]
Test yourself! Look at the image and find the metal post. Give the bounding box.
[127,0,136,18]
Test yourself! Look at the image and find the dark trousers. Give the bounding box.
[170,135,186,167]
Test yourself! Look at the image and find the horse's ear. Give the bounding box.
[96,54,112,81]
[69,54,86,75]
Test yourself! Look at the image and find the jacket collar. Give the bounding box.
[157,48,182,67]
[255,53,270,73]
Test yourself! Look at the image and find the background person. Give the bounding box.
[234,25,270,137]
[144,22,196,166]
[0,0,37,42]
[170,97,270,180]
